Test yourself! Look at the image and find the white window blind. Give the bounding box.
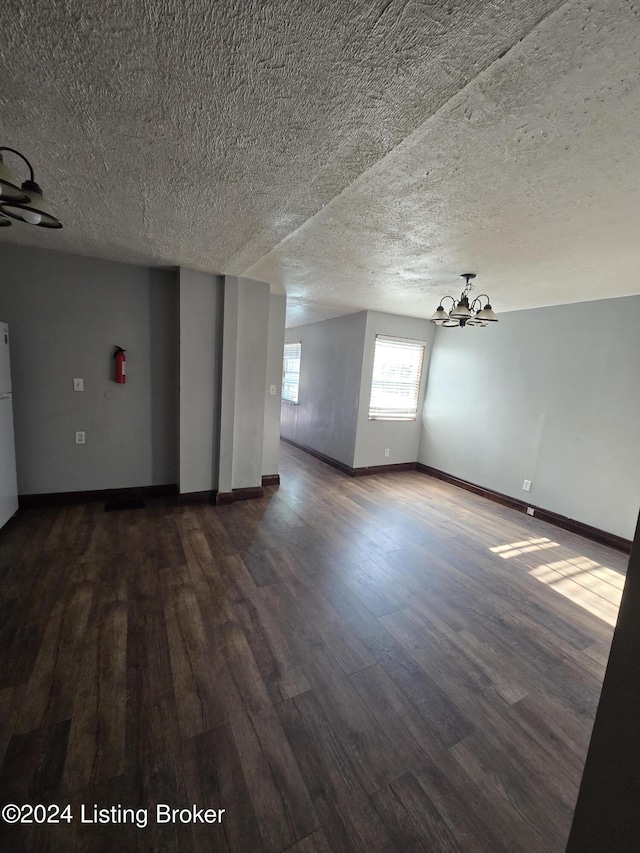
[282,341,301,404]
[368,335,425,421]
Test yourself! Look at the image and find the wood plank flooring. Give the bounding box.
[0,441,628,852]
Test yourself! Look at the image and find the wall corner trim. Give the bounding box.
[215,487,264,505]
[352,462,417,477]
[178,490,217,505]
[280,436,355,476]
[282,436,420,479]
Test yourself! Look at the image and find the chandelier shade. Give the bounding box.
[475,304,498,322]
[450,300,472,319]
[429,306,448,323]
[429,273,498,329]
[1,180,63,228]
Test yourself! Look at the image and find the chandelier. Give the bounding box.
[429,273,498,327]
[0,146,62,229]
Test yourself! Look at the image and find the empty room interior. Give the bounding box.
[1,1,640,851]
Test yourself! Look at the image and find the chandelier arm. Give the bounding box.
[0,147,35,182]
[439,295,457,310]
[470,294,491,311]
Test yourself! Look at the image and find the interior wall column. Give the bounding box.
[217,275,270,502]
[178,267,222,500]
[217,275,238,496]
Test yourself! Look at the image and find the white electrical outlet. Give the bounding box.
[526,506,535,516]
[75,431,85,444]
[384,449,390,458]
[73,378,84,391]
[269,384,277,395]
[523,479,532,492]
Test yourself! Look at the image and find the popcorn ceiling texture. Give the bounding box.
[247,0,640,322]
[2,0,638,324]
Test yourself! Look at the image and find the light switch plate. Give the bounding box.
[269,384,277,395]
[73,378,84,391]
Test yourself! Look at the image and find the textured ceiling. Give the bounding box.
[2,0,639,326]
[247,0,640,322]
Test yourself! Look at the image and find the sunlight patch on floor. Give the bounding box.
[528,557,624,626]
[490,536,560,559]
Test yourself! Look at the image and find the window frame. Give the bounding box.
[282,341,301,404]
[368,334,426,422]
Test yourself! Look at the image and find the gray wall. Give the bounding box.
[418,295,640,540]
[282,312,367,467]
[179,268,222,494]
[0,244,178,494]
[353,311,434,469]
[263,293,286,477]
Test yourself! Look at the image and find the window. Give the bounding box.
[282,341,301,403]
[368,335,425,421]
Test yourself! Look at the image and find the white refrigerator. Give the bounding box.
[0,322,18,529]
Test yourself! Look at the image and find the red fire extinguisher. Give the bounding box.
[114,346,126,384]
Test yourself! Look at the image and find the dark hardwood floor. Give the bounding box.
[0,441,628,852]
